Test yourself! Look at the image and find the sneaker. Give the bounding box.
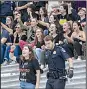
[40,65,45,69]
[2,61,9,66]
[9,60,16,65]
[77,57,82,60]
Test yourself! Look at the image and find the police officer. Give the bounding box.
[44,35,73,89]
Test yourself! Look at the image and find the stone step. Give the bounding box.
[1,63,19,69]
[67,76,86,84]
[1,60,86,88]
[1,64,86,74]
[1,83,20,89]
[1,68,19,74]
[65,82,86,88]
[1,70,86,83]
[1,65,19,73]
[1,77,86,88]
[1,68,85,82]
[65,60,86,67]
[1,60,85,72]
[1,78,19,86]
[39,76,86,86]
[39,81,86,88]
[41,68,86,77]
[1,73,19,81]
[1,79,20,88]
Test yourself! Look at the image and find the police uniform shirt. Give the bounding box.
[45,45,70,71]
[16,57,40,85]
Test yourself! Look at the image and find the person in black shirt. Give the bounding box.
[49,23,64,45]
[15,1,29,22]
[39,7,49,23]
[38,6,49,35]
[9,44,40,89]
[62,21,74,59]
[3,23,25,65]
[33,1,48,11]
[63,1,79,21]
[26,4,39,21]
[71,21,86,60]
[57,3,72,25]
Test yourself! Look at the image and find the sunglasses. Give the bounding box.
[15,27,20,28]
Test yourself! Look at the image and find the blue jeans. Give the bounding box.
[1,44,6,64]
[34,48,45,65]
[20,81,35,89]
[4,45,21,61]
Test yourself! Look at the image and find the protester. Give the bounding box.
[1,26,11,64]
[3,23,25,65]
[62,21,74,59]
[71,21,86,60]
[9,44,40,89]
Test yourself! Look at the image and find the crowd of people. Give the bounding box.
[1,1,86,65]
[0,1,86,89]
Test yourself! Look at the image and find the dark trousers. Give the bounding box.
[73,41,82,56]
[62,43,74,57]
[46,78,66,89]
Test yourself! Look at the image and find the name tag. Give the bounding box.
[61,48,66,52]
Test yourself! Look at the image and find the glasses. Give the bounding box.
[15,27,20,29]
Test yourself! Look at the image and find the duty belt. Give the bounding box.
[47,69,67,79]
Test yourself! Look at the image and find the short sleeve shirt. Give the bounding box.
[1,29,11,43]
[16,57,40,85]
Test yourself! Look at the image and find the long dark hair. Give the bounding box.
[73,21,83,31]
[34,27,44,45]
[60,3,68,15]
[39,7,48,17]
[20,45,35,61]
[66,21,73,32]
[53,15,63,34]
[6,16,14,28]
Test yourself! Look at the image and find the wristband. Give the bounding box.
[9,50,14,53]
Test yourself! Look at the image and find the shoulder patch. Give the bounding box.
[59,46,66,52]
[53,51,56,54]
[61,47,66,52]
